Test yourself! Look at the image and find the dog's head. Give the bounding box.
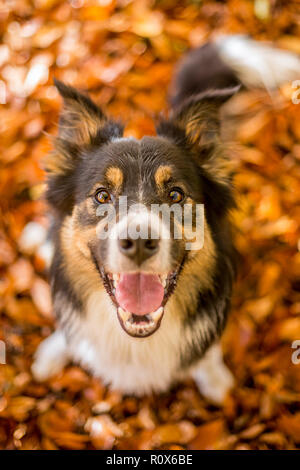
[46,80,236,338]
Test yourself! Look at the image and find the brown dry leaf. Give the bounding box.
[236,111,270,143]
[52,432,89,450]
[278,413,300,444]
[137,406,157,430]
[8,258,34,292]
[188,420,226,450]
[244,296,275,323]
[258,262,281,296]
[41,437,59,450]
[239,423,266,440]
[85,415,123,450]
[151,421,197,447]
[277,36,300,54]
[0,396,36,421]
[37,408,89,449]
[131,11,164,38]
[278,318,300,341]
[49,367,90,392]
[30,277,52,318]
[259,432,287,447]
[38,409,73,438]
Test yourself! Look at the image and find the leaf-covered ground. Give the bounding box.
[0,0,300,450]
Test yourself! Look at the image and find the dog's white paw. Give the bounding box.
[31,330,69,381]
[193,362,234,405]
[191,343,234,405]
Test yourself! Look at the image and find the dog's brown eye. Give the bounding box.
[95,189,111,204]
[169,188,184,203]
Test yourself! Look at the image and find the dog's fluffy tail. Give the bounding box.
[170,35,300,107]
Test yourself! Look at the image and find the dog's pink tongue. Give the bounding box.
[115,273,164,315]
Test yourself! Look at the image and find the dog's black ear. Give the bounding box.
[54,79,122,146]
[158,87,239,186]
[158,87,239,217]
[45,80,123,213]
[171,87,238,147]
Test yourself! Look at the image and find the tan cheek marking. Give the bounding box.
[60,214,103,300]
[106,167,123,189]
[72,205,97,258]
[75,234,92,259]
[168,218,217,319]
[174,198,197,240]
[155,165,172,188]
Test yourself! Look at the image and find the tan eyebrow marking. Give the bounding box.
[105,167,123,188]
[155,165,172,188]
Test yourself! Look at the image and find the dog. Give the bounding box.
[32,35,300,404]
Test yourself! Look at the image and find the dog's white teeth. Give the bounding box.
[112,274,120,288]
[120,306,163,336]
[159,275,167,288]
[118,307,131,322]
[151,306,164,322]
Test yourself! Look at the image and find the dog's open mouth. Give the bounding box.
[99,270,179,337]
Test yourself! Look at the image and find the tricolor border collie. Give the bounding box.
[32,36,300,404]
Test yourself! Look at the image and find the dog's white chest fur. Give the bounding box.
[32,290,234,403]
[68,291,184,395]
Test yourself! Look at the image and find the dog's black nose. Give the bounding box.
[118,237,159,265]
